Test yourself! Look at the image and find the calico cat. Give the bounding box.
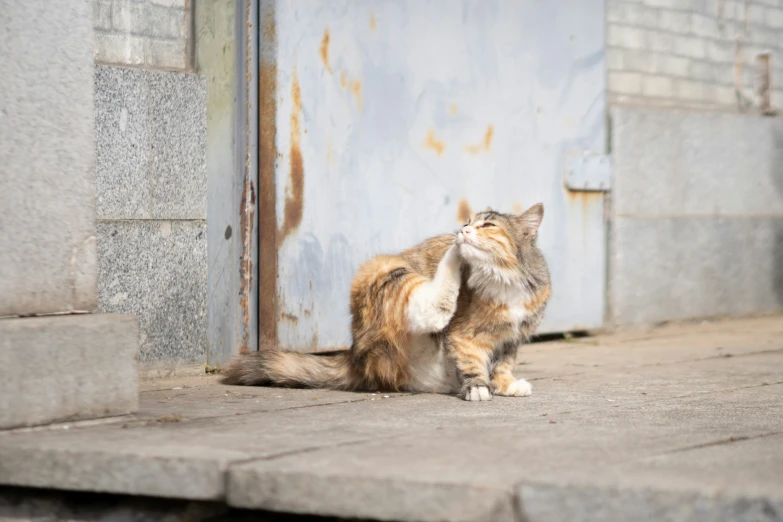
[221,203,551,401]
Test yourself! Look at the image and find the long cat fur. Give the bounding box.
[221,203,551,401]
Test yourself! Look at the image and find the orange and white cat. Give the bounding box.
[222,203,551,401]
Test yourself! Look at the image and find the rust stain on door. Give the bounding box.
[464,125,494,155]
[281,312,299,324]
[422,129,446,156]
[280,73,304,244]
[456,199,472,223]
[350,80,362,109]
[258,5,279,352]
[320,28,332,73]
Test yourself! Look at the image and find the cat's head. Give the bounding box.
[456,203,548,286]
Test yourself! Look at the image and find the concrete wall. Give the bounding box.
[94,65,207,376]
[93,0,192,71]
[0,1,98,317]
[609,105,783,325]
[607,0,783,111]
[1,0,138,429]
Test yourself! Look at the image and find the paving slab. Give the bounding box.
[519,316,783,380]
[226,385,783,521]
[0,393,414,500]
[140,380,408,421]
[0,316,781,521]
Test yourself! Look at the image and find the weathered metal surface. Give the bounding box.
[565,153,612,192]
[257,0,279,352]
[238,0,259,354]
[199,0,258,364]
[265,0,607,351]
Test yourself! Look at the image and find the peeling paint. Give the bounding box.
[238,177,255,354]
[422,129,445,156]
[238,0,255,355]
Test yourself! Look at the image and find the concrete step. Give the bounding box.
[0,316,781,521]
[0,314,139,429]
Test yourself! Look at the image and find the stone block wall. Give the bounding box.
[93,0,192,71]
[606,1,783,326]
[95,65,207,376]
[607,0,783,111]
[609,105,783,325]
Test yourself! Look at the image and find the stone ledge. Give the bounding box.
[0,314,139,429]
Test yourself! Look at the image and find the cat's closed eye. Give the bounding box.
[479,222,496,228]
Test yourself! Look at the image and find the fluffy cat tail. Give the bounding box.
[220,350,358,390]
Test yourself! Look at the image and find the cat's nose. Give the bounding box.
[461,226,475,236]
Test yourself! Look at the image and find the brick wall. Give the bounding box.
[607,0,783,111]
[93,0,192,71]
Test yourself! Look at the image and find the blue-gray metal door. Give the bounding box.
[259,0,607,352]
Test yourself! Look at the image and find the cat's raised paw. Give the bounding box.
[496,378,532,397]
[461,385,493,402]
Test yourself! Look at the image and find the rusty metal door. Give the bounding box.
[259,0,607,352]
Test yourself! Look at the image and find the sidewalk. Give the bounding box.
[1,316,782,521]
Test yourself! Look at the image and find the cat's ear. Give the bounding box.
[484,206,493,212]
[516,203,544,238]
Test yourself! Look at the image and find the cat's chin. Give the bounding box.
[457,245,477,262]
[458,242,484,257]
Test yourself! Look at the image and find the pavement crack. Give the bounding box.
[222,432,414,490]
[134,393,415,426]
[660,431,782,456]
[666,380,783,401]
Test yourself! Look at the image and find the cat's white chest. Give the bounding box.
[508,304,530,325]
[506,303,531,339]
[471,274,534,338]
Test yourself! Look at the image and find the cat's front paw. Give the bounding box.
[494,378,533,397]
[460,385,493,402]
